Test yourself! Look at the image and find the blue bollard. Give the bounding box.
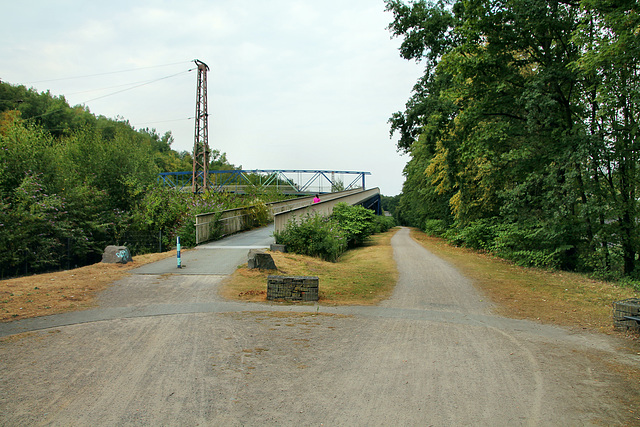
[177,236,181,269]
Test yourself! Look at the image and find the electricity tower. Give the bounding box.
[192,59,210,193]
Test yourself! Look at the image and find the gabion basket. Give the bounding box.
[613,298,640,332]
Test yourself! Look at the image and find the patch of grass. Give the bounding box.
[220,229,399,305]
[0,250,180,322]
[409,229,639,332]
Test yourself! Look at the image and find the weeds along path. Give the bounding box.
[1,227,639,425]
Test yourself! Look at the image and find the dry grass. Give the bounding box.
[0,250,179,322]
[219,229,399,305]
[409,229,640,333]
[4,226,639,342]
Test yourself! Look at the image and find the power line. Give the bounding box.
[81,68,195,103]
[65,78,171,96]
[133,117,194,127]
[17,68,195,123]
[23,61,192,84]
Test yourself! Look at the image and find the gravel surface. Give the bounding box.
[1,227,639,426]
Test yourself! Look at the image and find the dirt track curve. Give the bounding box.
[1,227,639,426]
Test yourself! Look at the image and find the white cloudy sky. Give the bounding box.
[2,0,423,195]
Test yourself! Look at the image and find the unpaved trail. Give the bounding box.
[1,227,639,426]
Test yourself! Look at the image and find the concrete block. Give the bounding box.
[248,249,277,270]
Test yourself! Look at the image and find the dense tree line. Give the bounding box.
[387,0,639,278]
[0,82,243,277]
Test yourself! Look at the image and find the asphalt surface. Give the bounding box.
[131,225,276,275]
[1,227,639,426]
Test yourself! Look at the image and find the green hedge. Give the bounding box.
[274,203,396,261]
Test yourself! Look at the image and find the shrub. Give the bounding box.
[243,200,270,228]
[458,219,496,250]
[490,222,568,269]
[331,203,376,248]
[274,214,347,262]
[374,215,396,233]
[423,219,447,237]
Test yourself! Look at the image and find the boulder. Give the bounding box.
[247,249,277,270]
[102,245,132,264]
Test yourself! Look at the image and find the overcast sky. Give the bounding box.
[2,0,423,195]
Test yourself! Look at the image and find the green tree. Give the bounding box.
[571,0,640,274]
[387,0,640,274]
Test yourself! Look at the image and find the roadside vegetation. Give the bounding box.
[0,250,176,322]
[221,229,398,305]
[385,0,640,282]
[273,203,395,262]
[0,82,281,278]
[409,229,639,333]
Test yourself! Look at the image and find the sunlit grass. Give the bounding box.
[220,229,399,305]
[409,229,639,332]
[0,251,179,322]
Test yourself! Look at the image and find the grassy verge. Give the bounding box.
[5,226,639,342]
[409,229,639,333]
[0,250,179,322]
[219,229,399,305]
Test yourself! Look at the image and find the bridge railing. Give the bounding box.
[159,169,370,195]
[194,189,363,245]
[273,188,381,234]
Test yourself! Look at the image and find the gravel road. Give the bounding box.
[1,227,639,426]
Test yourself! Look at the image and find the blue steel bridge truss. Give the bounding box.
[158,170,371,194]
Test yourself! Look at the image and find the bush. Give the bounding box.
[490,222,568,269]
[458,219,496,250]
[274,205,394,261]
[423,219,447,236]
[374,215,396,233]
[331,203,377,248]
[274,214,347,262]
[439,219,571,269]
[243,200,270,228]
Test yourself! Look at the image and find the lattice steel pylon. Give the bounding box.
[192,59,210,193]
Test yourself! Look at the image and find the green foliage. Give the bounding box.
[274,204,392,262]
[242,201,271,229]
[331,203,377,248]
[373,215,396,234]
[0,81,246,276]
[1,173,70,272]
[381,194,400,218]
[437,219,575,270]
[388,0,640,277]
[274,214,348,262]
[423,219,447,237]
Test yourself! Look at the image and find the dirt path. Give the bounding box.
[1,227,639,425]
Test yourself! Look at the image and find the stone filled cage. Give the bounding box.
[613,298,640,332]
[267,276,319,302]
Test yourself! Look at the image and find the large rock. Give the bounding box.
[102,246,132,264]
[247,249,277,270]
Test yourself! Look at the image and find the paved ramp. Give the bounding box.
[131,225,275,275]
